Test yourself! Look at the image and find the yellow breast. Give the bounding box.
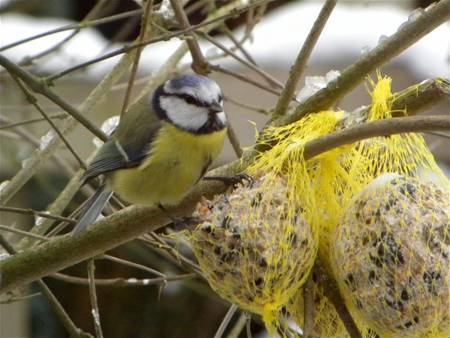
[110,123,226,206]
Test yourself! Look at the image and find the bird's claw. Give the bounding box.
[204,173,253,188]
[171,216,204,231]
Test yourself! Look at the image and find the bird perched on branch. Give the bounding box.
[73,74,228,234]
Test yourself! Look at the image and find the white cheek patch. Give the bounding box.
[160,96,208,130]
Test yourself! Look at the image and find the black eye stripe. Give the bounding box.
[167,93,208,108]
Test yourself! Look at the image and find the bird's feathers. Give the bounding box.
[72,186,113,235]
[82,99,161,182]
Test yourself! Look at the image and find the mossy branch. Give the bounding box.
[1,115,449,294]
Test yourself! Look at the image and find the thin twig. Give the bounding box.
[102,254,166,278]
[0,116,75,177]
[224,95,269,115]
[281,0,450,125]
[169,0,209,74]
[120,0,154,117]
[0,114,67,130]
[227,124,243,158]
[221,25,257,65]
[1,115,449,293]
[246,314,252,338]
[0,224,49,241]
[214,304,238,338]
[9,74,86,168]
[16,0,113,67]
[0,234,92,338]
[225,312,248,338]
[0,9,143,52]
[51,272,196,287]
[302,272,315,338]
[314,259,362,338]
[273,0,337,118]
[87,260,104,338]
[0,54,108,142]
[197,31,283,89]
[210,64,282,97]
[0,292,41,304]
[0,205,76,224]
[45,0,276,81]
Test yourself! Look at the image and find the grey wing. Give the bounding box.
[82,98,162,182]
[82,140,147,182]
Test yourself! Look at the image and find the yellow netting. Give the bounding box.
[189,111,343,335]
[188,74,449,337]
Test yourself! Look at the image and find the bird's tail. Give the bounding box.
[72,186,113,235]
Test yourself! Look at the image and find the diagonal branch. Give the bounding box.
[0,55,108,141]
[278,0,450,126]
[1,115,449,294]
[169,0,209,74]
[273,0,337,118]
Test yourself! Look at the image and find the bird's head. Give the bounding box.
[152,74,227,134]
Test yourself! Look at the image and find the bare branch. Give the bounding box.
[0,205,76,224]
[279,0,450,126]
[51,272,195,287]
[0,9,143,52]
[314,259,362,338]
[169,0,209,74]
[1,114,448,294]
[0,55,108,141]
[214,304,238,338]
[273,0,337,118]
[87,260,104,338]
[302,272,315,338]
[0,114,67,130]
[45,0,276,81]
[197,31,283,89]
[9,74,87,168]
[120,0,154,117]
[0,234,92,338]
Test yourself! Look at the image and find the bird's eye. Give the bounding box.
[184,96,197,105]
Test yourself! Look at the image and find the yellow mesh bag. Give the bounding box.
[284,75,447,337]
[289,278,379,338]
[189,111,343,335]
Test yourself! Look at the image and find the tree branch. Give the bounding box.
[1,115,448,294]
[45,0,276,82]
[0,9,143,52]
[0,54,108,141]
[87,260,104,338]
[169,0,209,74]
[277,0,450,126]
[314,259,362,338]
[273,0,337,118]
[0,234,93,338]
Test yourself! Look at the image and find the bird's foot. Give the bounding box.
[203,173,253,188]
[158,204,203,231]
[171,216,204,231]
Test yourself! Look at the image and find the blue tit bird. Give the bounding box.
[73,74,227,234]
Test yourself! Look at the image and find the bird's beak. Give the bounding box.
[209,102,223,114]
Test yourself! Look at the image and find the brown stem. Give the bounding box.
[169,0,209,74]
[278,0,450,126]
[314,259,362,338]
[273,0,337,118]
[1,115,448,294]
